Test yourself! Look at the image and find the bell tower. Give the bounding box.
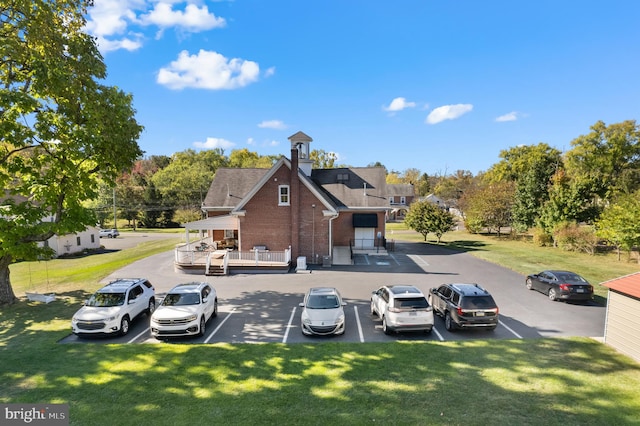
[288,131,313,176]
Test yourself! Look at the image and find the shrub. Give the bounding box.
[553,222,598,255]
[531,227,553,247]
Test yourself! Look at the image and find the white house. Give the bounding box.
[39,226,101,257]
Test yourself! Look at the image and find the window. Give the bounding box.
[91,234,95,243]
[400,196,406,204]
[224,229,234,239]
[389,196,395,204]
[76,236,81,246]
[336,173,349,182]
[278,185,290,206]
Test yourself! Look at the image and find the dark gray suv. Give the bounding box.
[428,283,499,331]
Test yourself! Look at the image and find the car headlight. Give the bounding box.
[186,314,198,322]
[336,314,345,324]
[105,316,117,322]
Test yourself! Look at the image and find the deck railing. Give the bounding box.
[177,243,292,271]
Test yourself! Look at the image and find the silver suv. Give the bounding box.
[72,278,155,337]
[370,285,434,335]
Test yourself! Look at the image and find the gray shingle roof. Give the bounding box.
[202,168,270,208]
[202,165,390,211]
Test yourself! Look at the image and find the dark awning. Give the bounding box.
[352,213,378,228]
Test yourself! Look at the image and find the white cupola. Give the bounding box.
[288,131,313,175]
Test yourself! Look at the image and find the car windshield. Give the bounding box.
[162,293,200,306]
[393,297,428,309]
[461,295,496,309]
[307,294,340,309]
[87,292,126,307]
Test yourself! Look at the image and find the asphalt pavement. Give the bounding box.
[61,234,606,345]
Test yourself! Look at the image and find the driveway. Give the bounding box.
[61,239,606,344]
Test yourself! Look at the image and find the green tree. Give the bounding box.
[564,120,640,201]
[434,170,475,212]
[0,0,143,305]
[405,201,456,243]
[463,181,515,237]
[484,143,562,183]
[537,171,598,238]
[415,173,431,196]
[309,149,337,169]
[228,148,276,168]
[596,192,640,262]
[152,149,227,210]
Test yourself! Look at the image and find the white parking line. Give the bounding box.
[354,306,364,342]
[432,326,444,341]
[128,327,149,344]
[388,253,401,265]
[204,307,236,343]
[283,306,297,343]
[499,320,523,339]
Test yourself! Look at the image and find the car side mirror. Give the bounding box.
[342,302,347,306]
[202,297,208,303]
[128,299,136,304]
[299,302,305,307]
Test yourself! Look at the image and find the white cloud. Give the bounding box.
[140,2,226,31]
[495,111,520,122]
[258,120,287,130]
[264,67,276,77]
[247,137,256,145]
[268,140,279,147]
[95,35,144,52]
[193,137,235,150]
[85,0,227,53]
[383,97,417,112]
[426,104,473,124]
[157,49,260,90]
[84,0,139,38]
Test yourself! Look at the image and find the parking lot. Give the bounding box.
[61,234,606,345]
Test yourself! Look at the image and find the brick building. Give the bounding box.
[195,131,390,266]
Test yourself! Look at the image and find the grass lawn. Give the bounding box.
[2,229,640,425]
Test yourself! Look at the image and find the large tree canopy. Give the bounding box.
[564,120,640,200]
[0,0,143,305]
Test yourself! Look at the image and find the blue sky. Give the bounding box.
[85,1,640,175]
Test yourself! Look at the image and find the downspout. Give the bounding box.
[328,213,339,259]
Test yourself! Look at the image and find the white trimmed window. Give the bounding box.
[400,196,406,204]
[278,185,290,206]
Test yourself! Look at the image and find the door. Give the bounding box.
[354,228,375,249]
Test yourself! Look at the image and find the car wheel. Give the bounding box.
[370,302,377,318]
[526,278,533,290]
[548,288,558,301]
[212,299,218,318]
[198,316,206,336]
[147,298,155,315]
[108,234,113,238]
[445,312,456,332]
[382,316,392,335]
[120,316,130,336]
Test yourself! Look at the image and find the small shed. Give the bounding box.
[602,272,640,363]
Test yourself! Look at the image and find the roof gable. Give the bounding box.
[602,272,640,298]
[310,167,389,209]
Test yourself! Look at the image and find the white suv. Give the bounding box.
[72,278,155,337]
[370,285,434,335]
[151,282,218,338]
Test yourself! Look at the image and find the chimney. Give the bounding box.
[290,145,300,261]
